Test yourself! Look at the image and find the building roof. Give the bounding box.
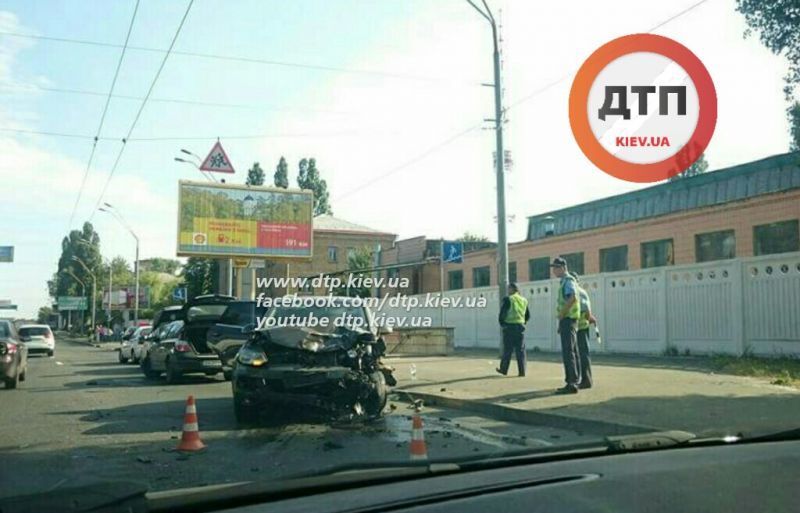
[313,214,394,236]
[527,152,800,241]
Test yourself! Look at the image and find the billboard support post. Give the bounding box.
[228,259,233,296]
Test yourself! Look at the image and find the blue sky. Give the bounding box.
[0,0,794,317]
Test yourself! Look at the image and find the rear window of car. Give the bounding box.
[20,327,50,337]
[219,302,254,326]
[187,304,229,322]
[0,322,11,338]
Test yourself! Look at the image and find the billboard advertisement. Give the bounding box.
[102,288,150,310]
[177,181,313,259]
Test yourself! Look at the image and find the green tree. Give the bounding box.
[297,158,332,216]
[736,0,799,99]
[458,232,489,242]
[142,258,181,275]
[737,1,800,149]
[246,162,265,186]
[274,156,289,188]
[37,306,54,324]
[790,101,800,151]
[335,246,374,298]
[182,258,219,299]
[669,153,710,181]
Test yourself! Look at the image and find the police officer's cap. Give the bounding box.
[549,257,567,268]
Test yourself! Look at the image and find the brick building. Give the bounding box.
[440,152,800,290]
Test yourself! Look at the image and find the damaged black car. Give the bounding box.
[230,297,395,423]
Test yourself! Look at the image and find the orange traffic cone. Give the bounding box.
[176,395,206,452]
[409,414,428,461]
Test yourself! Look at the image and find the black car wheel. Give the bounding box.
[47,350,54,358]
[223,369,233,381]
[165,359,182,385]
[19,368,26,382]
[363,371,387,418]
[141,357,160,379]
[118,350,128,364]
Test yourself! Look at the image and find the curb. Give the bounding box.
[397,389,654,437]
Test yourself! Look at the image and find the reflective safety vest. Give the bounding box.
[505,293,528,325]
[578,286,592,330]
[557,275,581,320]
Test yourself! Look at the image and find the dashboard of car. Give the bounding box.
[206,440,798,513]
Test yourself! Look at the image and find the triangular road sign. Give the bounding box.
[199,141,235,173]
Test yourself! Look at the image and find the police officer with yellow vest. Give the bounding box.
[496,283,531,377]
[573,272,596,389]
[551,257,581,394]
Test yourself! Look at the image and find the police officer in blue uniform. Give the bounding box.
[496,283,531,377]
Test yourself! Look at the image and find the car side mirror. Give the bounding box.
[378,326,393,335]
[241,323,256,335]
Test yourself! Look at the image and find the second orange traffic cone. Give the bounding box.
[409,414,428,460]
[176,395,206,452]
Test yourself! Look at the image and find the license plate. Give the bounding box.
[202,360,221,367]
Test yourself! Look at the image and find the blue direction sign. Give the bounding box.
[0,246,14,262]
[442,241,464,264]
[173,287,187,302]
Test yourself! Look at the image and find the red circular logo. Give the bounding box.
[569,34,717,183]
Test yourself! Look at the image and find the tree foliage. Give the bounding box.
[335,246,374,297]
[790,101,800,151]
[37,306,54,324]
[246,162,265,186]
[274,156,289,189]
[458,232,489,242]
[297,158,332,216]
[50,222,103,299]
[141,257,181,275]
[669,153,710,181]
[736,0,800,99]
[182,258,219,299]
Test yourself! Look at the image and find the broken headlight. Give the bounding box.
[300,339,322,352]
[238,346,268,367]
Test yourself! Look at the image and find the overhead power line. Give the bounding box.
[68,0,140,230]
[0,30,481,87]
[332,0,713,199]
[0,84,354,115]
[88,0,194,221]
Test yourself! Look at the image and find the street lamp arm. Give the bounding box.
[465,0,493,24]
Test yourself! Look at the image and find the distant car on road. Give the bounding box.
[1,319,28,389]
[206,300,268,380]
[18,324,55,357]
[118,326,152,364]
[140,295,235,383]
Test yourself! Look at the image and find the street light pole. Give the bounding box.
[77,239,112,322]
[63,269,85,330]
[467,0,509,306]
[71,257,96,334]
[99,204,140,324]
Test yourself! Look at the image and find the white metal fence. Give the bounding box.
[376,252,800,356]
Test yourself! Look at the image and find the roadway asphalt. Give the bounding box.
[0,337,587,499]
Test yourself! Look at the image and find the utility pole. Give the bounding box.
[71,257,96,337]
[467,0,509,306]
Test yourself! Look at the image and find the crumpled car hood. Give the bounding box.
[260,326,371,352]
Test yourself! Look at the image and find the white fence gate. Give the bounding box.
[375,252,800,357]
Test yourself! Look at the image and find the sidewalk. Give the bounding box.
[56,332,119,351]
[387,349,800,438]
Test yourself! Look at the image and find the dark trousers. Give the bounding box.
[559,318,579,386]
[499,324,526,376]
[577,328,593,388]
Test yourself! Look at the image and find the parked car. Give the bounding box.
[206,300,268,380]
[18,324,55,357]
[140,295,235,383]
[138,321,173,365]
[120,326,137,341]
[231,297,395,423]
[1,319,28,389]
[118,326,151,364]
